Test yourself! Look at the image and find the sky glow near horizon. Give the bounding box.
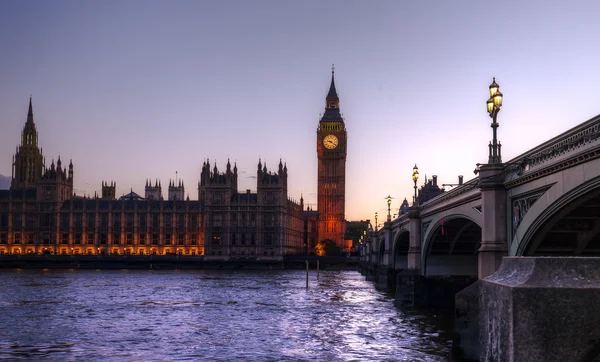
[1,1,600,221]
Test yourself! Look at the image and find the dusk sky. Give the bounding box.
[1,1,600,221]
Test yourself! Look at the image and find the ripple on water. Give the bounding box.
[0,270,452,361]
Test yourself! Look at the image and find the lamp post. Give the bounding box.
[375,212,378,232]
[486,77,503,164]
[412,164,419,206]
[387,195,392,222]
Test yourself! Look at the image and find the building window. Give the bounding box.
[26,215,36,229]
[191,234,197,245]
[61,233,68,244]
[112,214,121,230]
[212,233,221,245]
[0,214,8,228]
[87,213,95,230]
[231,233,236,245]
[152,234,158,245]
[14,215,22,229]
[113,233,120,245]
[87,233,94,244]
[165,215,172,229]
[26,233,34,244]
[74,233,81,245]
[139,214,147,229]
[251,233,255,245]
[178,234,184,245]
[241,234,246,245]
[213,213,222,227]
[75,214,83,228]
[100,233,107,245]
[0,233,7,244]
[126,233,133,245]
[165,234,172,245]
[140,234,146,245]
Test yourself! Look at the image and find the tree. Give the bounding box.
[314,239,341,256]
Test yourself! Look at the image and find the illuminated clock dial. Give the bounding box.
[323,134,338,149]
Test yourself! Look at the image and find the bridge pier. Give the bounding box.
[452,280,481,361]
[407,207,421,270]
[395,272,476,308]
[478,163,507,279]
[374,266,396,291]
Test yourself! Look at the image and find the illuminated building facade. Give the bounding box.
[0,99,305,259]
[316,69,347,247]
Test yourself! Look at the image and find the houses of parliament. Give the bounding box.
[0,71,348,257]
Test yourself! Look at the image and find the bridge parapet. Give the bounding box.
[505,114,600,187]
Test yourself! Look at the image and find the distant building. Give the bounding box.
[345,220,370,252]
[0,98,305,259]
[418,175,444,205]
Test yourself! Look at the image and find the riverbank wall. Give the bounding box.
[0,255,360,271]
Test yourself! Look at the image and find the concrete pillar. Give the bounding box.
[382,222,393,267]
[478,164,507,279]
[407,207,421,271]
[480,257,600,362]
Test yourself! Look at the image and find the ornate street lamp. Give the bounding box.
[387,195,392,222]
[375,212,378,232]
[486,77,503,164]
[412,164,419,206]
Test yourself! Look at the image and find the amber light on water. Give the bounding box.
[0,270,452,361]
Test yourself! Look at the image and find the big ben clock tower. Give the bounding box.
[317,68,347,248]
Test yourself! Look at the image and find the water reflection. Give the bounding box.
[0,270,452,361]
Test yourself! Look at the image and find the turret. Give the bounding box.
[11,96,44,190]
[101,181,116,200]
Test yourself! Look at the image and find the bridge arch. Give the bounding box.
[392,229,409,270]
[515,175,600,256]
[421,214,482,276]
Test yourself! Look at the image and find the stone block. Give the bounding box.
[480,257,600,362]
[452,281,480,361]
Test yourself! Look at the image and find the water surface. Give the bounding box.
[0,270,452,361]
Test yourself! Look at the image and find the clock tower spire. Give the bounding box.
[316,67,347,250]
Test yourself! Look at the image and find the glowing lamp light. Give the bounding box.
[493,90,503,107]
[412,164,419,182]
[486,97,494,113]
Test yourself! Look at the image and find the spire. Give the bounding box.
[327,65,338,99]
[321,66,342,121]
[27,96,34,125]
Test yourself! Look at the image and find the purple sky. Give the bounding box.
[1,1,600,221]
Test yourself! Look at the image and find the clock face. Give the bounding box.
[323,134,338,149]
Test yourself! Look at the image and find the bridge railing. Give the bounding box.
[506,113,600,179]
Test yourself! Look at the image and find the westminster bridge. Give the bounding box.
[359,109,600,297]
[359,109,600,360]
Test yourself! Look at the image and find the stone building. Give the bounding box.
[0,98,305,258]
[199,159,305,261]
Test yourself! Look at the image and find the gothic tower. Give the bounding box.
[11,97,44,190]
[316,68,347,247]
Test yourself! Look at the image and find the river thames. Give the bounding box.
[0,270,452,361]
